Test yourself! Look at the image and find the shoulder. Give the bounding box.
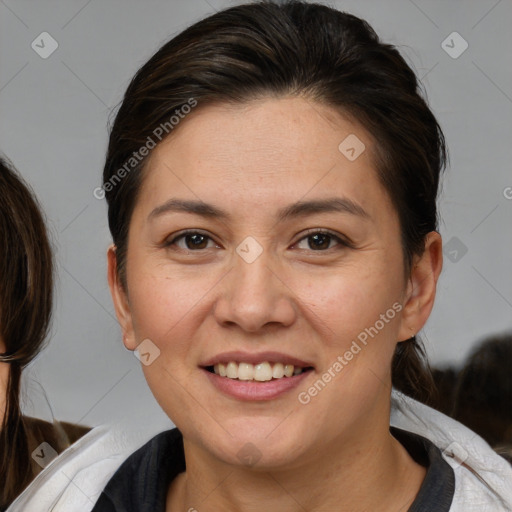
[92,428,184,511]
[24,416,91,452]
[391,389,512,511]
[23,416,92,482]
[7,423,165,512]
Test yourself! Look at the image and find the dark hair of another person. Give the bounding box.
[430,366,459,416]
[453,333,512,448]
[101,1,447,404]
[0,156,54,509]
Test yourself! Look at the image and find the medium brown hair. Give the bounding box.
[102,1,445,403]
[0,156,54,509]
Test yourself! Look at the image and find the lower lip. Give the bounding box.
[202,368,312,401]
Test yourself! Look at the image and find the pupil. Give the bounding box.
[187,234,207,249]
[310,233,330,250]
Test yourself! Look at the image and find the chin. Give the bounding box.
[201,417,311,469]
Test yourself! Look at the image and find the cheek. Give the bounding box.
[128,266,210,346]
[291,263,404,424]
[126,267,214,421]
[295,258,404,349]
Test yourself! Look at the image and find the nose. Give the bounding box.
[213,248,297,333]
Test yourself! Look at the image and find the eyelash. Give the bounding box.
[164,229,353,253]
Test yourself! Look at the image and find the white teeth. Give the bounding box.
[212,361,306,381]
[238,363,254,381]
[212,363,228,377]
[272,362,284,379]
[284,364,294,377]
[254,362,273,381]
[226,361,238,379]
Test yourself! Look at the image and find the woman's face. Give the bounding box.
[110,97,435,468]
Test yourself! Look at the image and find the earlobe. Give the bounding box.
[107,245,137,350]
[397,232,443,342]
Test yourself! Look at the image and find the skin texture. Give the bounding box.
[108,97,443,512]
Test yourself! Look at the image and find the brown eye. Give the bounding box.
[295,231,346,251]
[184,233,209,249]
[307,233,332,250]
[166,231,216,251]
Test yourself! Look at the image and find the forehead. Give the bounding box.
[137,97,394,222]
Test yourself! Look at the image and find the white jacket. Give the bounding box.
[8,390,512,512]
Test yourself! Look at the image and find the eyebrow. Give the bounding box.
[148,197,369,222]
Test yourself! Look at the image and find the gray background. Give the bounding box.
[1,0,511,429]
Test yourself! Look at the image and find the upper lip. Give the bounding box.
[201,351,314,368]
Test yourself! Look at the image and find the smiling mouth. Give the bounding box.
[205,361,314,382]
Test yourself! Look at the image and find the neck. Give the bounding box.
[167,404,426,512]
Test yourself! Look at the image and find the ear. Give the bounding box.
[397,232,443,342]
[107,245,137,350]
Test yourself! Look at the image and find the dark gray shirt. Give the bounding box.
[91,427,455,512]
